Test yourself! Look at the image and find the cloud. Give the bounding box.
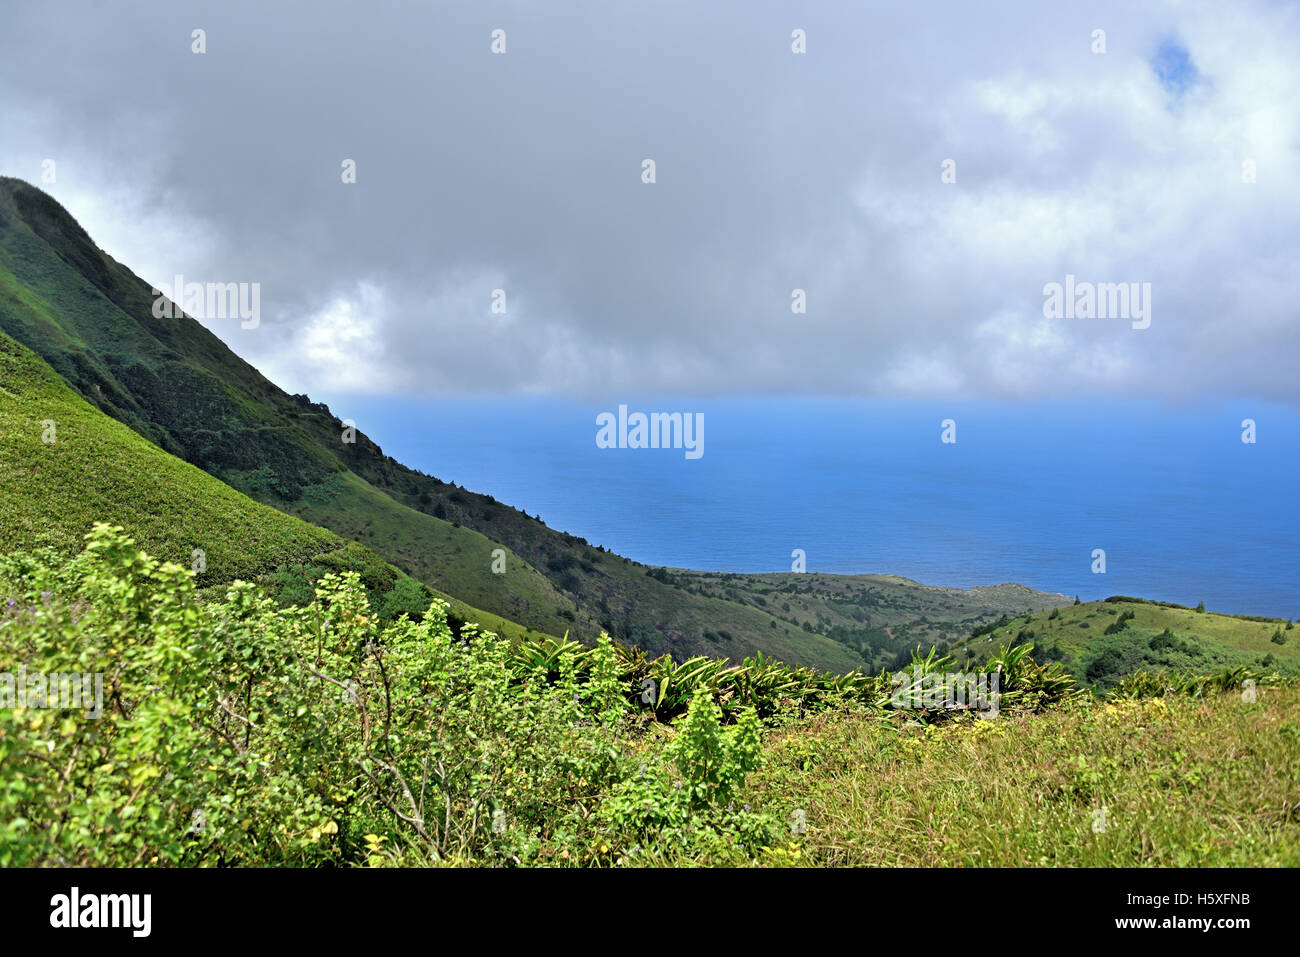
[261,281,388,394]
[0,0,1295,403]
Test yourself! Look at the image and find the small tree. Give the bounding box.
[668,695,762,811]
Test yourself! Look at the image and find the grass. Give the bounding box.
[0,328,551,641]
[632,686,1300,867]
[280,470,589,642]
[946,599,1300,689]
[0,328,338,581]
[2,179,1295,871]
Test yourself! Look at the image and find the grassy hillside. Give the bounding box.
[0,176,1076,671]
[0,328,338,581]
[944,597,1299,689]
[0,327,558,642]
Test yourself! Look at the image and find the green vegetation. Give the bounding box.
[946,596,1300,691]
[2,527,1295,867]
[666,569,1070,670]
[0,328,546,644]
[0,329,338,583]
[736,687,1300,867]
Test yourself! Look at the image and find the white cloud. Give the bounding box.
[0,0,1295,402]
[263,283,387,394]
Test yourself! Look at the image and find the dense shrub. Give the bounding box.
[0,527,778,866]
[1104,610,1136,635]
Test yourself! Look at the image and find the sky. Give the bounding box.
[1,0,1297,404]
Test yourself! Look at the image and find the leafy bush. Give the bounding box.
[669,695,762,811]
[1104,610,1136,635]
[1087,647,1126,683]
[600,694,770,851]
[0,525,636,865]
[1149,628,1187,653]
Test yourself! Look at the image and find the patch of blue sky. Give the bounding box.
[1152,38,1200,101]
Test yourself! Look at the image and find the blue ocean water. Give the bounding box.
[330,396,1299,619]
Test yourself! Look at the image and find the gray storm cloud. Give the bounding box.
[1,0,1296,402]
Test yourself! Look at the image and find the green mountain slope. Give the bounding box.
[944,597,1299,688]
[0,327,557,642]
[0,327,339,580]
[0,176,1069,670]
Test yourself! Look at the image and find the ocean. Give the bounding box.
[330,395,1299,619]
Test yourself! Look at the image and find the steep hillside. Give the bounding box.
[0,327,338,581]
[0,177,1068,669]
[945,597,1299,688]
[0,328,557,642]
